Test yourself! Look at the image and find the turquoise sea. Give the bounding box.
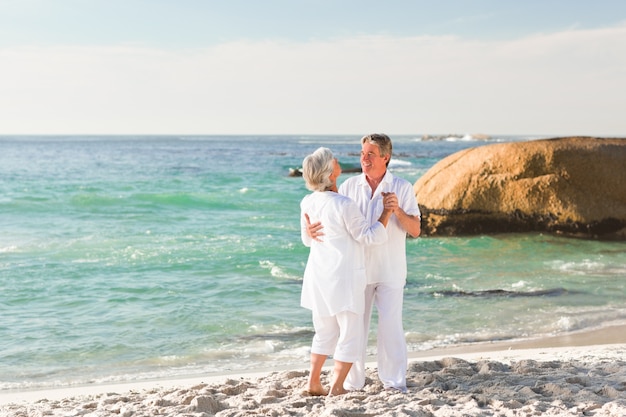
[1,135,625,391]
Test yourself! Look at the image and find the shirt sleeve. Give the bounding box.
[398,179,421,218]
[342,198,387,246]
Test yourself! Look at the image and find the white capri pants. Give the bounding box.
[311,311,364,364]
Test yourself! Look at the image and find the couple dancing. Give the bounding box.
[299,134,421,396]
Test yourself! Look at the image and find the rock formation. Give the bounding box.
[413,137,626,240]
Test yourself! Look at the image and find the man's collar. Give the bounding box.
[358,170,392,185]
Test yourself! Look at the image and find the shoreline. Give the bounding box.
[408,322,626,360]
[1,324,625,411]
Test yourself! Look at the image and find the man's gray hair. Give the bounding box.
[361,133,392,167]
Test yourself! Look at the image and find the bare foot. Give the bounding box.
[306,383,328,396]
[328,386,348,396]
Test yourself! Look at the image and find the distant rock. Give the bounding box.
[289,168,303,177]
[413,137,626,240]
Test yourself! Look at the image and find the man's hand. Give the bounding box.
[382,192,398,213]
[305,213,325,242]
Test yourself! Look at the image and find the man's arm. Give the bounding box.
[382,191,421,238]
[304,213,325,242]
[394,208,421,238]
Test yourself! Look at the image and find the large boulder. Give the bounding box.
[413,137,626,240]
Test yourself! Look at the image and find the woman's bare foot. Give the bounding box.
[306,383,328,396]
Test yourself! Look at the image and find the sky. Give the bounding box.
[1,0,625,136]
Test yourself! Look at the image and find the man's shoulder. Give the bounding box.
[386,172,412,189]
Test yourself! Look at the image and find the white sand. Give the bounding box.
[2,334,625,416]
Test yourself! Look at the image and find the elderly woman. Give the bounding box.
[299,147,395,396]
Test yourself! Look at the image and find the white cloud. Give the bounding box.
[1,24,625,135]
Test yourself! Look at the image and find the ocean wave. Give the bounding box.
[389,158,412,168]
[549,308,626,333]
[0,245,19,253]
[548,259,626,276]
[259,260,302,280]
[431,288,577,298]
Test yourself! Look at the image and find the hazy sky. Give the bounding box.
[1,0,625,136]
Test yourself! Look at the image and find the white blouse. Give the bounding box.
[300,191,387,317]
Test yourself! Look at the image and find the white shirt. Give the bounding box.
[339,171,421,288]
[300,191,387,317]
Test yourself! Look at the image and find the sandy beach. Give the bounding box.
[2,325,625,417]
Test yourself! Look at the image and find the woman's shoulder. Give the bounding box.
[302,191,346,206]
[331,192,354,205]
[319,192,356,213]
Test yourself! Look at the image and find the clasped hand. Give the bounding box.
[381,192,398,212]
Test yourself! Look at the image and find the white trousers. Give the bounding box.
[344,283,407,391]
[311,311,364,363]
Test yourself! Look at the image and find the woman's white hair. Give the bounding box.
[302,147,335,192]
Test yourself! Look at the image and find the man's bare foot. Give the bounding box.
[328,386,348,396]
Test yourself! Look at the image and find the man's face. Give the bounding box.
[360,142,389,179]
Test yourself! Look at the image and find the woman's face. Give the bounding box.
[330,157,342,183]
